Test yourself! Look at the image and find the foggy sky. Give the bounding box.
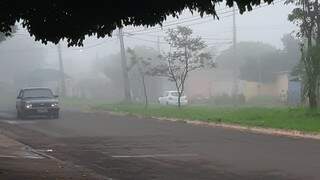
[4,2,297,77]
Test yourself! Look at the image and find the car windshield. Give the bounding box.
[23,89,53,98]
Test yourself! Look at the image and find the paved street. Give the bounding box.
[0,110,320,180]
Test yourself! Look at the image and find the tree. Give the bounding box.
[0,1,275,46]
[95,53,126,101]
[281,34,301,59]
[127,46,164,103]
[302,45,320,107]
[233,37,300,83]
[127,48,153,108]
[95,47,162,103]
[216,42,277,69]
[0,33,6,42]
[281,34,301,69]
[153,26,213,108]
[0,26,16,43]
[287,0,320,108]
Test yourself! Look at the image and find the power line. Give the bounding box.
[163,6,231,24]
[9,0,285,51]
[127,0,285,35]
[126,36,167,44]
[169,0,285,28]
[126,13,231,35]
[20,0,285,40]
[70,38,116,50]
[206,41,233,45]
[12,33,117,50]
[126,5,243,34]
[127,33,231,41]
[125,8,231,34]
[126,36,232,48]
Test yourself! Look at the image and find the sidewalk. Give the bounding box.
[0,133,107,180]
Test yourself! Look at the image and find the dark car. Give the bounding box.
[16,87,60,119]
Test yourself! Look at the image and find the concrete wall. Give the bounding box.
[243,73,289,101]
[184,70,290,102]
[185,69,242,100]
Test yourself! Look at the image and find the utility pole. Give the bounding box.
[57,42,66,97]
[258,56,262,96]
[118,28,132,102]
[232,5,239,102]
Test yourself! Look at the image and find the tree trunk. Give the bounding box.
[315,0,320,45]
[178,93,181,108]
[309,88,318,109]
[142,75,148,108]
[58,43,66,97]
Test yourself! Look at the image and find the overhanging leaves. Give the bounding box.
[0,0,274,46]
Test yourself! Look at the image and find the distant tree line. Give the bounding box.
[216,34,300,83]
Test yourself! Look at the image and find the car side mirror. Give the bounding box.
[54,95,59,98]
[17,96,21,99]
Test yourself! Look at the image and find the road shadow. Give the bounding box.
[0,111,58,122]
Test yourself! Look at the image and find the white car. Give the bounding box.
[158,91,188,106]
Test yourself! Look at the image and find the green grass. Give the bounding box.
[93,104,320,133]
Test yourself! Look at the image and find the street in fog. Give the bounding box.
[0,109,319,180]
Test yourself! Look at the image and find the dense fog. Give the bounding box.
[0,3,300,109]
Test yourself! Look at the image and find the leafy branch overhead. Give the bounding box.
[0,26,17,43]
[0,0,274,46]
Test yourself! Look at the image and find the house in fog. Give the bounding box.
[185,69,301,105]
[242,71,301,105]
[185,69,244,101]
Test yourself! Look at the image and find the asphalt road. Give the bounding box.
[0,110,320,180]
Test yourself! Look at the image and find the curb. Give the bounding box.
[102,110,320,141]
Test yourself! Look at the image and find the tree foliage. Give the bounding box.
[301,45,320,106]
[216,41,277,69]
[95,53,125,99]
[127,48,153,108]
[153,26,213,107]
[287,0,320,108]
[0,26,16,43]
[95,46,162,102]
[234,36,301,83]
[287,0,320,44]
[0,0,274,46]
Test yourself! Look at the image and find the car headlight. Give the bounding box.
[25,103,32,109]
[51,103,59,107]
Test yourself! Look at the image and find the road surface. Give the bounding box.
[0,110,320,180]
